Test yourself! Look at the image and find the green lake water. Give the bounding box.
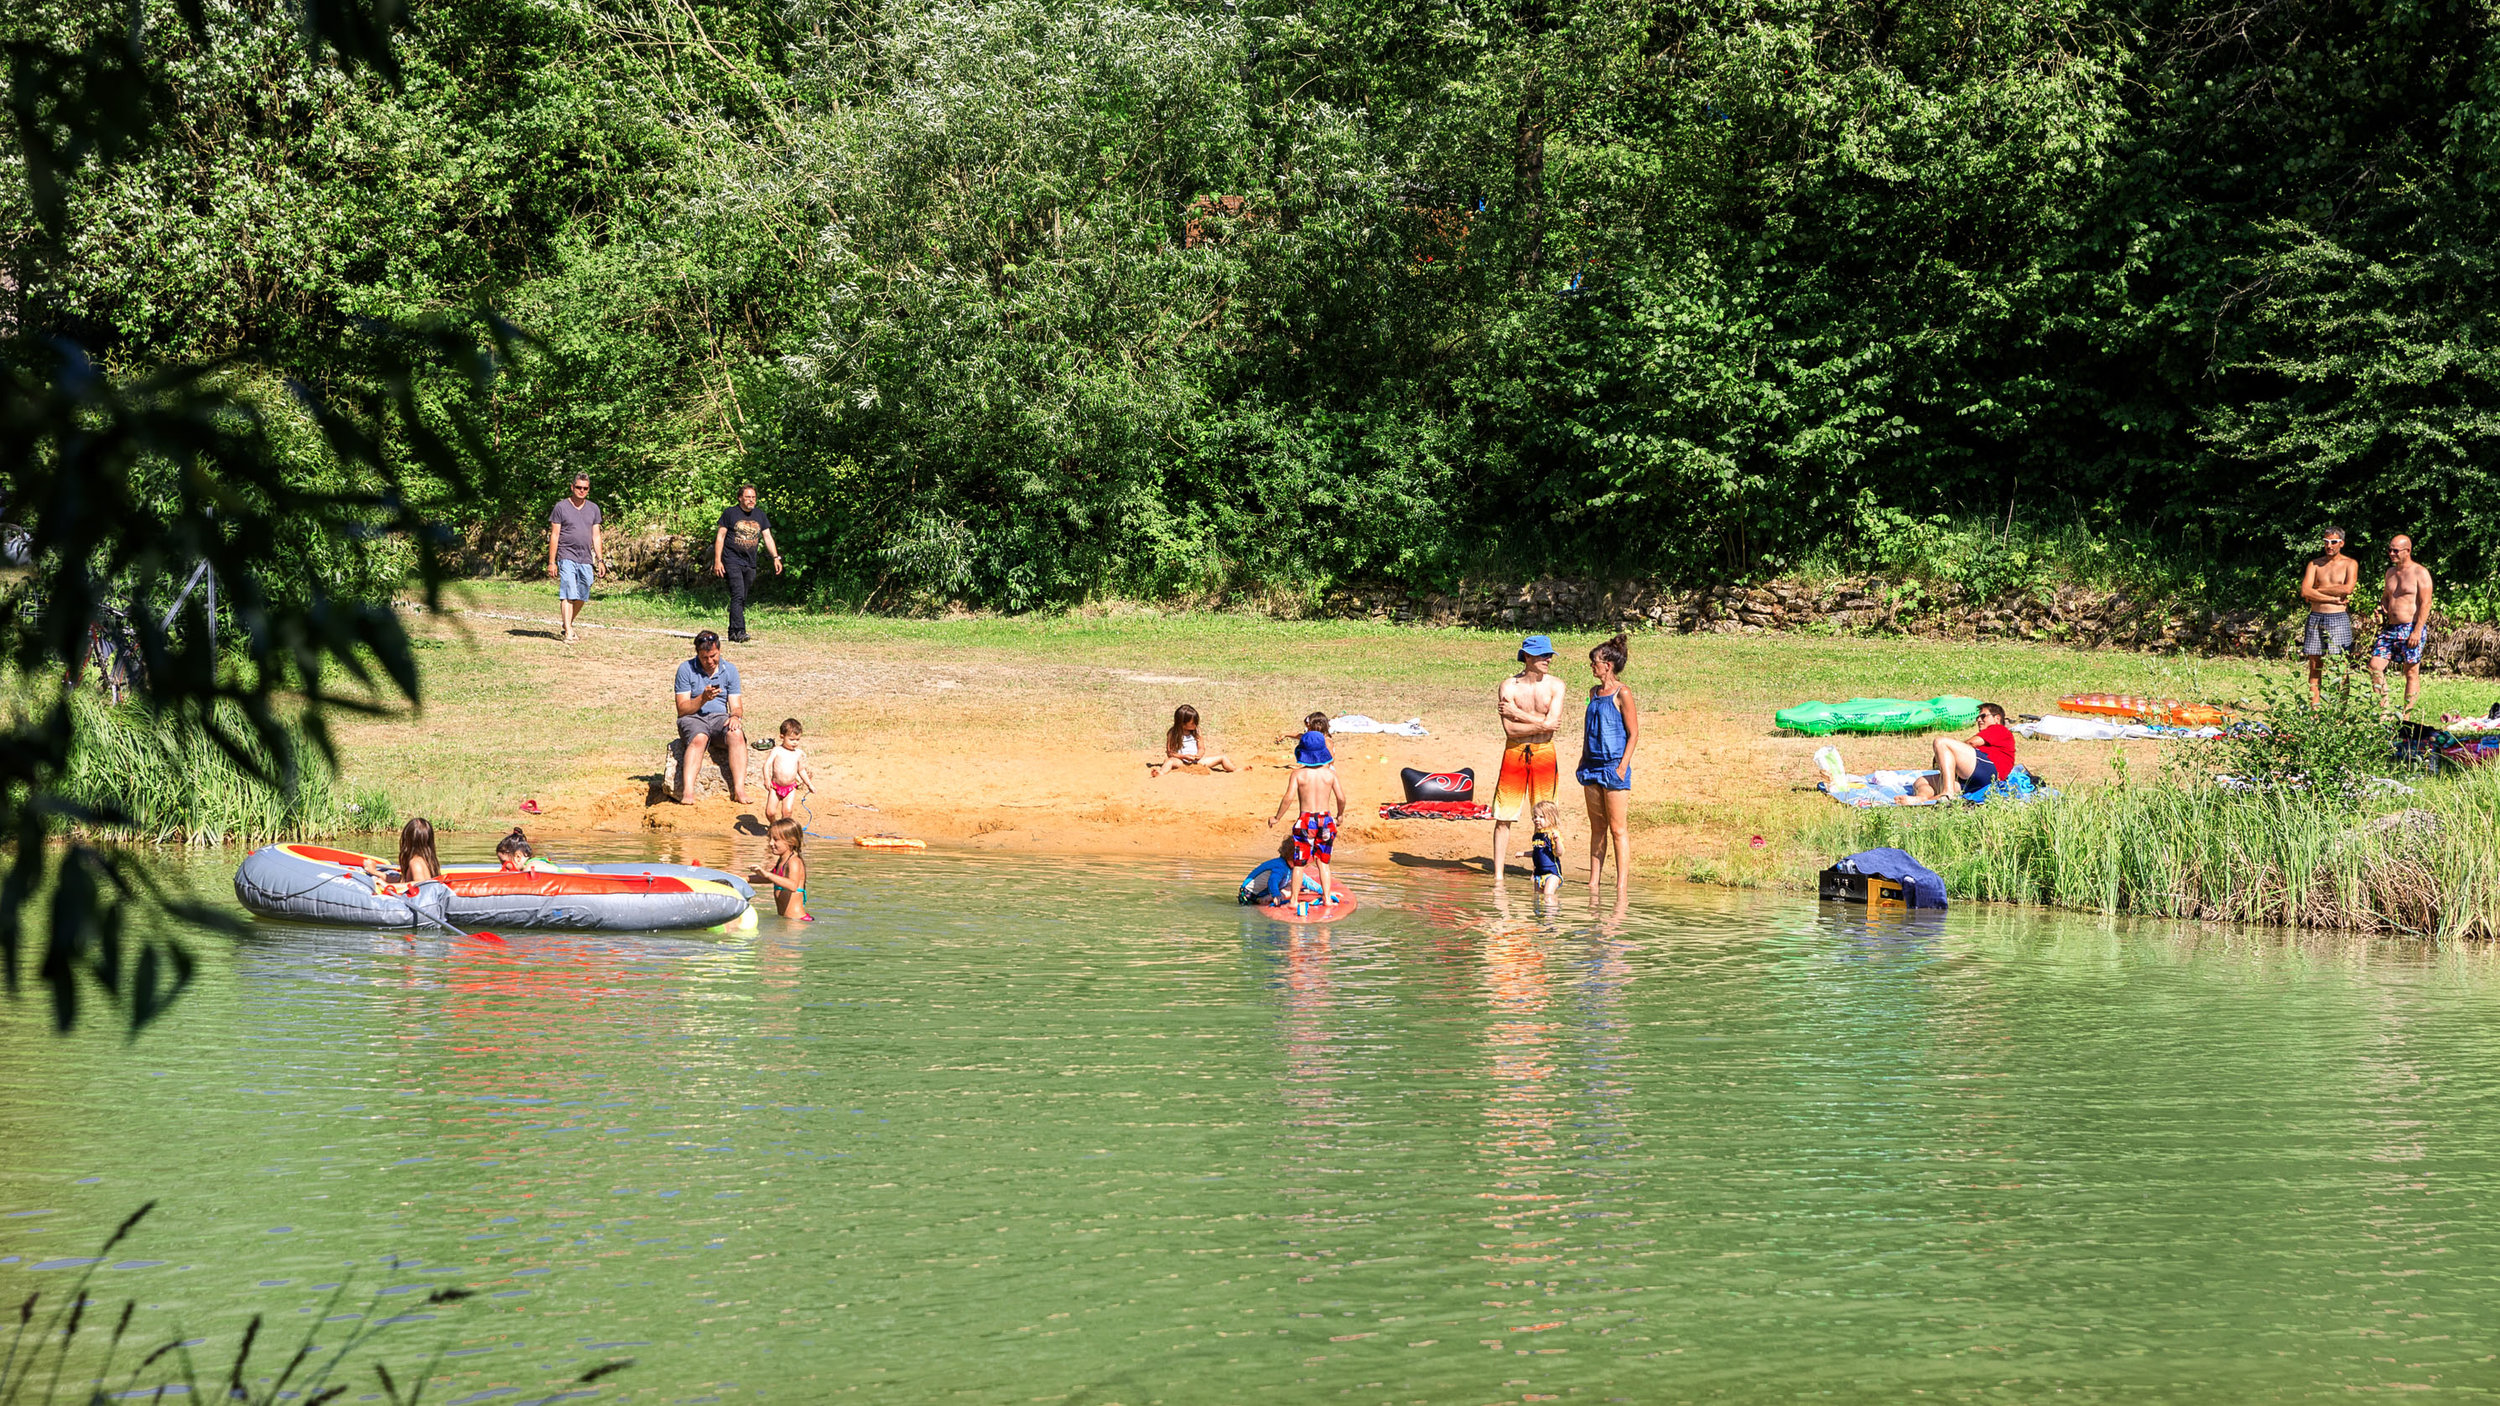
[8,841,2500,1402]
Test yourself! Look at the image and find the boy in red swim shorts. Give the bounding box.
[1267,727,1349,905]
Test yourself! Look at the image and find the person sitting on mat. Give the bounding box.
[762,718,814,823]
[1152,703,1237,776]
[1267,728,1348,906]
[1911,702,2016,800]
[496,827,556,873]
[1530,801,1564,897]
[361,817,442,894]
[1239,836,1323,906]
[749,817,813,922]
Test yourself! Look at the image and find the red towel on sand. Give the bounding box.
[1379,800,1492,821]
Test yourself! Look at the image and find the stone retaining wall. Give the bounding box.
[1313,577,2500,678]
[456,521,712,591]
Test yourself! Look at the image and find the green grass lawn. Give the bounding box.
[463,578,2500,723]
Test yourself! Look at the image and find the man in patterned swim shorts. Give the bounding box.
[1491,635,1568,881]
[2370,534,2435,713]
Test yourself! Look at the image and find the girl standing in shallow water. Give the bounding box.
[1576,633,1639,901]
[749,817,813,922]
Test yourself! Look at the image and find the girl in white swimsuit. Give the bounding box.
[1151,703,1237,776]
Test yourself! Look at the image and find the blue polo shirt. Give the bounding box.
[674,657,740,717]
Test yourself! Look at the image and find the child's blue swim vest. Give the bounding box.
[1240,858,1320,904]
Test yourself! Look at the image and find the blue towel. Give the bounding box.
[1835,848,1947,910]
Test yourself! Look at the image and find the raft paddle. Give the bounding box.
[418,911,506,947]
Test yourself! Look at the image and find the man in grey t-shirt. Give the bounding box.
[546,473,602,643]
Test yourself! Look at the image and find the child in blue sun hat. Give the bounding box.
[1267,717,1348,905]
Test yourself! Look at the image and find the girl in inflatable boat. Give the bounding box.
[497,828,556,873]
[359,818,443,896]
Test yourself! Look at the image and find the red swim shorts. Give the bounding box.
[1291,812,1337,866]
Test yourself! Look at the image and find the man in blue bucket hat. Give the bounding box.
[1492,634,1567,878]
[1268,725,1348,907]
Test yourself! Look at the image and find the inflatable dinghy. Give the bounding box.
[234,844,754,931]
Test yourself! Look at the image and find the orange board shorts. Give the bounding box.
[1491,738,1558,823]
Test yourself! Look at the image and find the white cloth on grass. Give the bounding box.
[1329,715,1429,737]
[2016,716,2223,742]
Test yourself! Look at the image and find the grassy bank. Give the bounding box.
[1812,768,2500,939]
[55,694,393,845]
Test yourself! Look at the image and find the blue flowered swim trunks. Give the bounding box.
[2371,625,2425,666]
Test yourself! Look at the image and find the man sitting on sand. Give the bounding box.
[1491,635,1568,879]
[1268,728,1348,905]
[2299,525,2358,704]
[2371,534,2434,713]
[673,629,751,805]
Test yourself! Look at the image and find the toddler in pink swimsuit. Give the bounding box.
[763,718,814,823]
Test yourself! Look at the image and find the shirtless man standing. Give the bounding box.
[1492,635,1569,879]
[2298,526,2358,704]
[2370,534,2435,713]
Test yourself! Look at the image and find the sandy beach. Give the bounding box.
[314,581,2469,888]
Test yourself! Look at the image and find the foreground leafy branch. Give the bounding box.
[0,1201,633,1405]
[0,0,518,1033]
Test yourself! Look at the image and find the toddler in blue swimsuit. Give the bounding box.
[1530,801,1563,895]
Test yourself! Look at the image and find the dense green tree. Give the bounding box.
[11,0,2498,610]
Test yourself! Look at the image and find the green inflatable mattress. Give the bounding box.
[1774,695,1981,736]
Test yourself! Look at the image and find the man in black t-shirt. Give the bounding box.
[711,483,783,642]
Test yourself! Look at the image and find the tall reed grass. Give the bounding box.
[1811,766,2500,938]
[1,1202,630,1404]
[49,693,392,845]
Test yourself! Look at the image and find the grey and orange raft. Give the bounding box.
[235,843,754,931]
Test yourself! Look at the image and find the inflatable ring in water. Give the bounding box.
[854,835,926,850]
[234,844,754,931]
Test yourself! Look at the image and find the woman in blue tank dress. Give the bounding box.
[1577,632,1640,900]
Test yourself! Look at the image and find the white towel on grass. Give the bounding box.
[1329,714,1429,737]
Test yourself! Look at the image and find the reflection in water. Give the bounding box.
[1479,920,1560,1259]
[1280,929,1343,1141]
[10,852,2500,1402]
